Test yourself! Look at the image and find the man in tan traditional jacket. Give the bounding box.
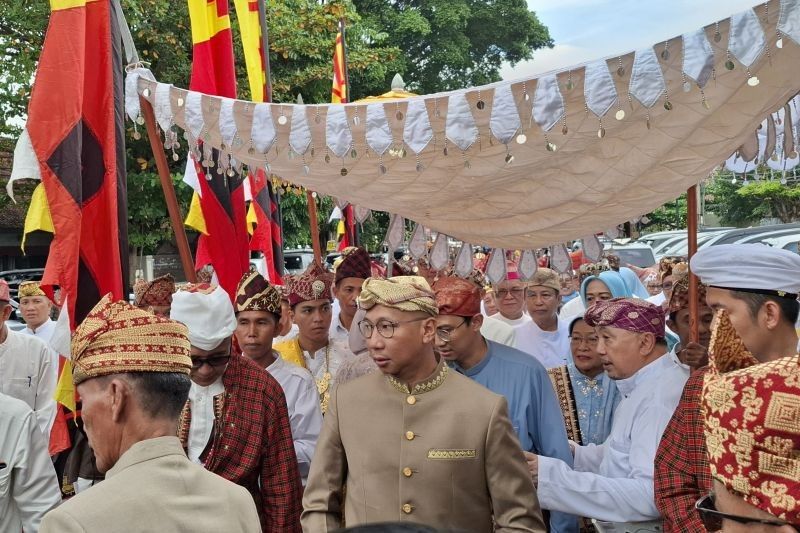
[40,296,260,533]
[302,276,545,532]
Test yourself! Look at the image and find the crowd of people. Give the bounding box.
[1,243,799,532]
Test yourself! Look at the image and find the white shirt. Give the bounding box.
[266,355,322,485]
[514,318,571,369]
[537,353,688,522]
[646,292,667,307]
[0,393,61,533]
[558,296,585,320]
[328,313,350,343]
[0,327,57,438]
[667,344,692,378]
[23,319,57,345]
[493,313,528,330]
[187,376,225,464]
[480,315,516,348]
[273,323,299,345]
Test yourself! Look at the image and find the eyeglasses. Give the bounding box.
[569,335,598,347]
[358,317,428,339]
[495,288,525,298]
[695,493,800,531]
[190,355,231,370]
[662,281,674,291]
[436,318,468,342]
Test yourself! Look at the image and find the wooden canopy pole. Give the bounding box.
[140,95,197,283]
[306,191,323,266]
[687,185,699,343]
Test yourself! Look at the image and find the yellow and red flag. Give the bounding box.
[331,30,348,104]
[233,0,267,102]
[12,0,128,324]
[185,0,250,299]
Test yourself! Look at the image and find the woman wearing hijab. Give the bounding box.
[559,270,631,319]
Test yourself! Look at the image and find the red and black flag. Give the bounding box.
[184,0,250,299]
[13,0,128,325]
[247,172,283,283]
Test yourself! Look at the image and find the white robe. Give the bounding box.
[266,355,322,485]
[0,393,61,533]
[537,353,688,522]
[480,315,517,348]
[514,318,571,369]
[187,376,225,464]
[0,327,57,438]
[23,319,57,345]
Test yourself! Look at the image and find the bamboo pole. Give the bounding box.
[139,95,197,283]
[687,185,699,343]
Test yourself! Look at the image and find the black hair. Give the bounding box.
[110,372,191,421]
[729,291,800,325]
[568,315,586,335]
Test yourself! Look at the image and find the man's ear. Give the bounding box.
[761,300,783,331]
[470,314,484,331]
[421,316,437,343]
[108,378,133,424]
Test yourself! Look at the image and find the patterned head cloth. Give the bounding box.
[0,279,10,302]
[334,247,372,283]
[667,272,708,315]
[579,261,611,282]
[584,297,665,339]
[659,255,686,281]
[359,276,438,316]
[432,276,481,317]
[17,280,58,304]
[706,309,759,375]
[170,283,237,351]
[71,294,192,386]
[235,268,281,316]
[288,263,334,306]
[604,253,620,271]
[133,274,175,308]
[529,267,561,292]
[702,353,800,522]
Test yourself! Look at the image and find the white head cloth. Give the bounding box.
[170,284,237,350]
[690,243,800,295]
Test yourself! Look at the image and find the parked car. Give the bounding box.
[763,234,800,253]
[0,268,45,332]
[655,229,731,258]
[283,249,316,276]
[702,223,800,247]
[604,242,657,268]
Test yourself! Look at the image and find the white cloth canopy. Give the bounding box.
[127,0,800,250]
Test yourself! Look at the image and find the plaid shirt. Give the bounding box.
[179,354,303,532]
[654,368,711,532]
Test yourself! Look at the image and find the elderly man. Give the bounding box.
[515,268,571,369]
[492,263,529,329]
[699,334,800,530]
[132,274,175,317]
[330,247,372,342]
[40,296,260,532]
[654,244,800,532]
[0,279,56,437]
[171,283,302,532]
[18,280,57,343]
[532,298,688,526]
[302,276,546,532]
[432,274,577,533]
[234,268,322,485]
[274,263,353,414]
[0,392,60,532]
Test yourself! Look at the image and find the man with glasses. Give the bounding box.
[492,263,529,330]
[530,298,687,528]
[432,274,578,533]
[302,276,546,532]
[515,268,571,369]
[171,283,302,532]
[697,325,800,532]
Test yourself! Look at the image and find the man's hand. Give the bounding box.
[523,451,538,484]
[678,342,708,370]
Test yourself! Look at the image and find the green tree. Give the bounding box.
[639,194,688,232]
[704,176,767,226]
[352,0,553,92]
[736,180,800,223]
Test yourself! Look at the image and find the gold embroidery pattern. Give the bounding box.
[427,449,477,459]
[765,392,800,435]
[388,364,448,395]
[546,366,582,444]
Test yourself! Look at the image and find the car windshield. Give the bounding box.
[613,248,656,268]
[284,255,307,271]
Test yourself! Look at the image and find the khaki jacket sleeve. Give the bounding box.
[485,396,547,533]
[301,384,347,532]
[40,508,86,533]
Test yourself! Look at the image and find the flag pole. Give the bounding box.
[307,191,323,266]
[139,95,197,283]
[338,17,358,246]
[687,185,699,344]
[256,0,272,103]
